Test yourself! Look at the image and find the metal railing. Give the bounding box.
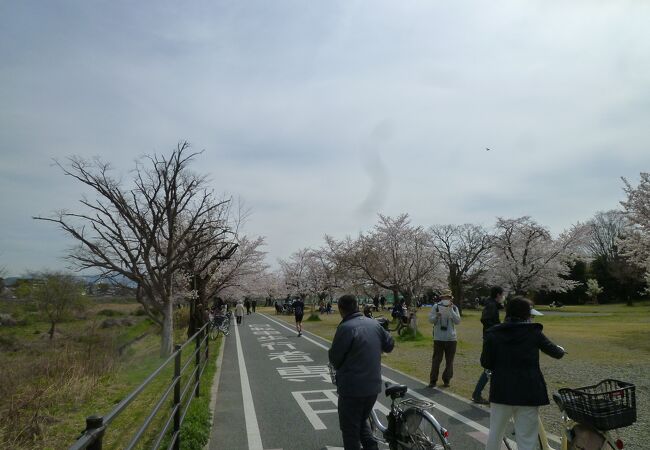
[69,322,212,450]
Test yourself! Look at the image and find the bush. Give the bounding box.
[98,309,124,317]
[306,313,321,322]
[134,307,147,316]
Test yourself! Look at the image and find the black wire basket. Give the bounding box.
[558,379,636,431]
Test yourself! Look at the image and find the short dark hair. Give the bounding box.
[490,286,504,299]
[337,295,358,315]
[505,296,532,320]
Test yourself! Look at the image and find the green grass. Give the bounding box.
[0,299,221,450]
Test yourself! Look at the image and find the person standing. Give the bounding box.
[329,295,394,450]
[379,295,386,311]
[244,297,251,315]
[235,300,245,325]
[251,298,257,313]
[471,286,505,404]
[292,295,305,337]
[483,297,565,450]
[428,290,461,388]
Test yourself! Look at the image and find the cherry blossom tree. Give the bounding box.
[327,214,441,307]
[619,173,650,301]
[488,216,587,295]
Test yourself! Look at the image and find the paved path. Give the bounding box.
[209,313,537,450]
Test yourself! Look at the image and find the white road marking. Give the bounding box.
[291,389,340,430]
[235,323,264,450]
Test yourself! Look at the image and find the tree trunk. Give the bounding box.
[49,321,56,340]
[392,289,400,307]
[160,300,174,357]
[449,267,463,317]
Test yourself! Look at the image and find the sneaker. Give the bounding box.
[442,382,450,387]
[298,332,302,337]
[427,383,436,388]
[472,396,489,405]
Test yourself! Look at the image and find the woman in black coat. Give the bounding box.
[481,297,565,450]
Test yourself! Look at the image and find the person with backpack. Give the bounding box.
[293,295,305,337]
[472,286,505,404]
[427,290,461,388]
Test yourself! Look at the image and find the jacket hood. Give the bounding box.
[488,321,543,342]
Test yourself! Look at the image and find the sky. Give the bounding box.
[1,0,650,276]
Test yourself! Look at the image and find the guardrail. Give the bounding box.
[69,322,212,450]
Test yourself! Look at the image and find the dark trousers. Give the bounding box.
[338,394,379,450]
[472,370,489,399]
[236,316,242,325]
[252,301,256,312]
[429,340,457,384]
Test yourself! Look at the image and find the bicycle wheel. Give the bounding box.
[399,408,448,450]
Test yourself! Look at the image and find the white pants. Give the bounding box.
[486,403,539,450]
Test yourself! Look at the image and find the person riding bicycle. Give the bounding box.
[482,296,565,450]
[329,294,394,450]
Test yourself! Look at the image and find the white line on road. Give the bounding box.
[235,322,264,450]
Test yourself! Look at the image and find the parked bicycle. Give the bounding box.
[375,314,411,337]
[502,379,636,450]
[368,382,451,450]
[209,311,232,339]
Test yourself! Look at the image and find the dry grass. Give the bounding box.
[264,303,650,449]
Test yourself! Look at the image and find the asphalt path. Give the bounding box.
[209,313,547,450]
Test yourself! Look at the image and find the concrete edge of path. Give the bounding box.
[204,334,227,450]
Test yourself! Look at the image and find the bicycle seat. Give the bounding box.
[385,383,408,399]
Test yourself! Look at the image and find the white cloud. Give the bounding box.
[1,0,650,275]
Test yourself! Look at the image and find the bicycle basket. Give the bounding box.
[558,379,636,431]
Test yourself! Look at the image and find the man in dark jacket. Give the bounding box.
[481,297,565,450]
[471,286,505,404]
[329,294,394,450]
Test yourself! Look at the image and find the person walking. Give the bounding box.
[292,295,305,337]
[329,295,394,450]
[483,297,565,450]
[428,289,461,388]
[471,286,505,404]
[235,300,245,325]
[244,298,251,315]
[251,298,257,313]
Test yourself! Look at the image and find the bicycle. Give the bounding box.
[502,379,636,450]
[209,311,232,339]
[375,314,411,337]
[368,382,452,450]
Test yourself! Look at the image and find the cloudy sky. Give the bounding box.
[1,0,649,276]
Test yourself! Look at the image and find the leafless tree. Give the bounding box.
[429,223,492,314]
[586,210,627,261]
[34,142,229,356]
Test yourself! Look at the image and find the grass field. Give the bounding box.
[0,298,220,450]
[267,302,650,449]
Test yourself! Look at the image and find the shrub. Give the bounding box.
[98,309,124,317]
[306,313,322,322]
